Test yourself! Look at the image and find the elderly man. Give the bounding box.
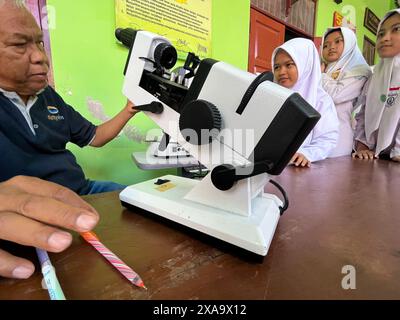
[0,0,138,195]
[0,0,140,280]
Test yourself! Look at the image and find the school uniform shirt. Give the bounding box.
[272,38,339,163]
[0,86,97,194]
[354,9,400,158]
[321,27,371,158]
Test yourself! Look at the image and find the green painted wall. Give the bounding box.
[316,0,392,63]
[212,0,250,70]
[46,0,250,185]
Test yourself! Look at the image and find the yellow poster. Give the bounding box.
[115,0,212,59]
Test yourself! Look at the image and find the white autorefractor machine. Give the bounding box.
[116,28,320,256]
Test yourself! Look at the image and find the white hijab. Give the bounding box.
[271,38,330,110]
[322,27,371,80]
[365,9,400,155]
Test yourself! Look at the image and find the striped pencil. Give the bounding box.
[81,231,147,289]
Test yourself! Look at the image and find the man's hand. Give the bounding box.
[391,155,400,162]
[290,153,311,168]
[0,176,99,279]
[352,141,377,160]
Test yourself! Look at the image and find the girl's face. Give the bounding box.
[377,13,400,58]
[273,50,298,89]
[322,30,344,63]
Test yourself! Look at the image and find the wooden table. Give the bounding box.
[1,157,400,300]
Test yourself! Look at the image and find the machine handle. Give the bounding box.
[134,102,164,114]
[211,160,274,191]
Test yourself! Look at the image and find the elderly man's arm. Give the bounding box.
[0,176,99,279]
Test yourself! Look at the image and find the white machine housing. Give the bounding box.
[119,30,319,256]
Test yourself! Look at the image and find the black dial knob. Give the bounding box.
[179,99,222,145]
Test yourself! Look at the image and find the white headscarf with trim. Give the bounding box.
[365,9,400,155]
[322,27,371,80]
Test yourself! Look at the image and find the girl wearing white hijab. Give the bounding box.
[321,27,371,158]
[272,38,339,167]
[353,9,400,162]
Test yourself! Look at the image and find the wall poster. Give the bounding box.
[115,0,212,59]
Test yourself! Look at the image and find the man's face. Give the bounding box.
[377,14,400,58]
[0,5,49,95]
[322,30,344,63]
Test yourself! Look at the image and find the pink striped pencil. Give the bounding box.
[81,231,146,289]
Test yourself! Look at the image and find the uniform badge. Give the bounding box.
[386,87,400,108]
[331,70,340,80]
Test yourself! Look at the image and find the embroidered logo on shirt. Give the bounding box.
[47,106,59,114]
[47,106,65,121]
[386,87,400,108]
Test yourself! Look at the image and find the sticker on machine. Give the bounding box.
[155,182,176,192]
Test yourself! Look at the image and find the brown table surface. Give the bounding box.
[1,157,400,300]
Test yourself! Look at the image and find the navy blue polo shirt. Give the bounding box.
[0,86,97,194]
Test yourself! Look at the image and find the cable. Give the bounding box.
[269,179,289,215]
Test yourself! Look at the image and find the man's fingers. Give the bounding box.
[0,211,73,252]
[3,176,97,214]
[0,248,35,279]
[0,192,98,233]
